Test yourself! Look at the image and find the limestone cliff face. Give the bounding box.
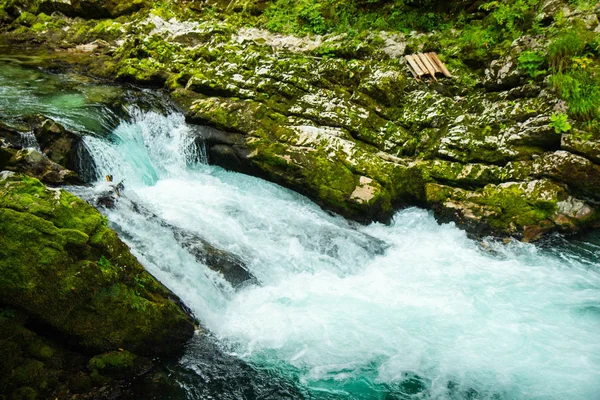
[2,0,599,240]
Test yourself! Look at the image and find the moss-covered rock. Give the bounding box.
[426,179,600,241]
[88,350,152,379]
[2,0,600,240]
[0,147,79,185]
[0,172,195,355]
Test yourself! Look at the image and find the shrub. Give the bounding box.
[548,27,594,71]
[550,69,600,122]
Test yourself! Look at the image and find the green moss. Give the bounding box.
[14,11,36,26]
[12,360,45,388]
[0,174,194,356]
[425,180,567,237]
[89,350,135,371]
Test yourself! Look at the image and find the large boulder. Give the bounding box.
[29,116,97,181]
[0,172,195,355]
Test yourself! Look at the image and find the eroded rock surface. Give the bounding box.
[2,0,599,241]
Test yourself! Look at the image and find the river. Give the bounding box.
[1,58,599,400]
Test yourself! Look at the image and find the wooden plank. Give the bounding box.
[412,54,430,78]
[426,52,443,73]
[418,53,437,81]
[406,62,419,79]
[405,55,423,76]
[428,52,452,78]
[405,55,424,76]
[427,52,446,75]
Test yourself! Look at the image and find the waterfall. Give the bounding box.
[72,106,600,400]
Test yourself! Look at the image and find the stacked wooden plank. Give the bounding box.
[405,52,452,81]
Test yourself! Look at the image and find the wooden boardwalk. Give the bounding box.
[405,52,452,81]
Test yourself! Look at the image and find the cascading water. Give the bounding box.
[3,61,600,400]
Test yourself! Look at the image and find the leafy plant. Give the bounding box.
[518,50,546,77]
[480,0,541,33]
[549,112,572,133]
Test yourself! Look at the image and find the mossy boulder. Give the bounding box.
[0,172,195,355]
[29,116,80,169]
[426,179,600,241]
[0,147,79,185]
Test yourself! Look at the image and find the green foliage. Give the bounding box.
[549,112,572,133]
[298,1,327,34]
[262,0,456,35]
[550,68,600,122]
[88,350,136,374]
[479,0,541,33]
[548,27,594,71]
[518,50,546,77]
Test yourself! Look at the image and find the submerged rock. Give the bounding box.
[92,193,259,288]
[172,227,259,288]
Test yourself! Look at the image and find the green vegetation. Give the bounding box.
[0,173,195,354]
[259,0,472,35]
[547,25,600,129]
[518,50,547,78]
[549,112,572,133]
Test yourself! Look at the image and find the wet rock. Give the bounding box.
[88,350,153,379]
[105,196,259,288]
[426,179,600,241]
[0,173,195,355]
[174,335,304,399]
[0,147,79,185]
[25,115,98,182]
[0,120,27,148]
[173,227,259,288]
[29,116,76,166]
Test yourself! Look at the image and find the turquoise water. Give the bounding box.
[3,60,600,400]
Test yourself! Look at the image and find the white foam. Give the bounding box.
[78,109,600,400]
